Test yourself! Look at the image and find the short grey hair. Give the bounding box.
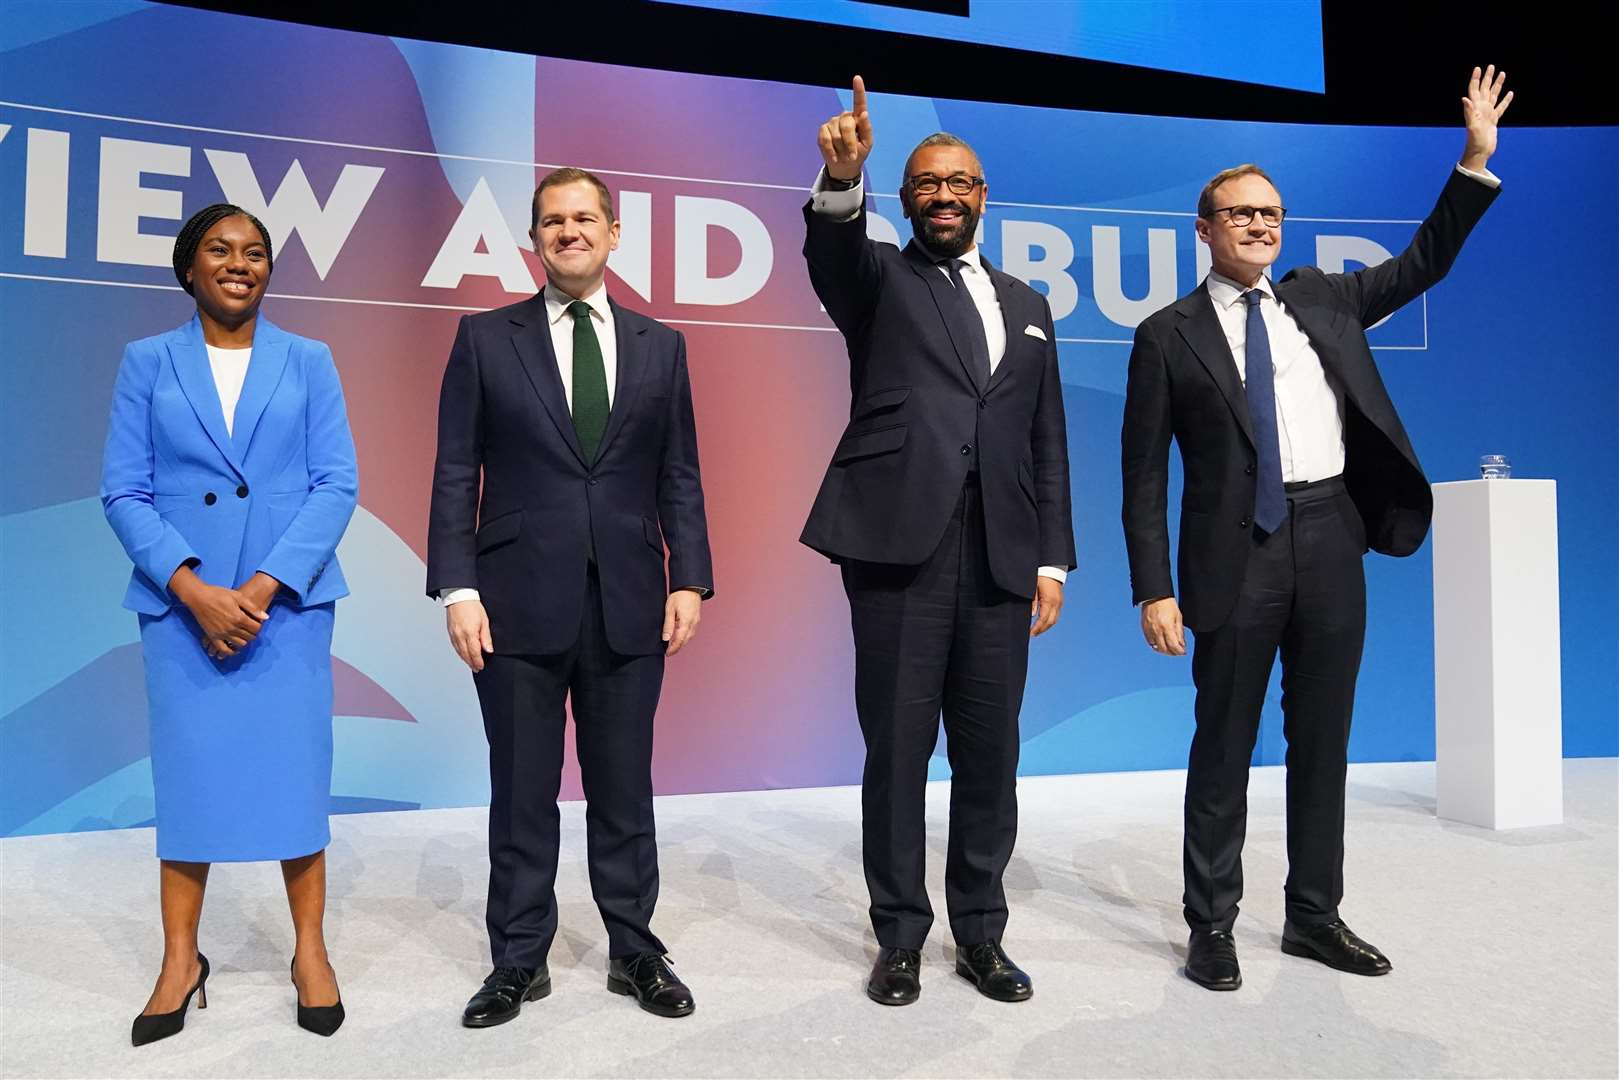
[901,132,984,190]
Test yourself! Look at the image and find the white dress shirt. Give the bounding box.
[1204,270,1346,484]
[812,171,1065,583]
[205,344,251,437]
[441,281,618,607]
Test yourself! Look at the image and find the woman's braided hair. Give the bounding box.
[171,203,274,295]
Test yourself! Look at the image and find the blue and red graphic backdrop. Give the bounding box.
[2,3,1613,837]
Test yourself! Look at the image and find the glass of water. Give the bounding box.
[1480,453,1511,479]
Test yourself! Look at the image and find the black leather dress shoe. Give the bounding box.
[607,953,695,1018]
[1185,930,1242,991]
[462,965,550,1028]
[1281,919,1392,976]
[954,940,1033,1002]
[866,947,922,1006]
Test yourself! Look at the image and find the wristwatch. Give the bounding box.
[821,172,860,191]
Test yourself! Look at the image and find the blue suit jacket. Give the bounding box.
[102,315,359,614]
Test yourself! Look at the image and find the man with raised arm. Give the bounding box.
[802,77,1076,1006]
[1122,68,1512,991]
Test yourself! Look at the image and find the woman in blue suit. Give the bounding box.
[102,204,358,1044]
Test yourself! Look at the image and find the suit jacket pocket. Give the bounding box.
[265,489,307,536]
[153,492,201,514]
[1017,459,1036,505]
[853,385,911,420]
[476,510,523,553]
[833,423,907,464]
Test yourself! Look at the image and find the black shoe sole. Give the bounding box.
[953,962,1033,1002]
[607,974,695,1017]
[461,980,551,1028]
[1280,936,1391,976]
[131,1019,186,1047]
[1183,966,1242,991]
[865,982,919,1006]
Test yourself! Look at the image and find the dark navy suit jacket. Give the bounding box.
[426,293,713,656]
[799,204,1076,598]
[1121,169,1500,631]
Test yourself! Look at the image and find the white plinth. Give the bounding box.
[1432,479,1562,829]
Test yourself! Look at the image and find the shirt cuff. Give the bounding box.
[439,587,480,606]
[674,585,713,599]
[1455,162,1501,188]
[1037,566,1067,584]
[811,169,864,222]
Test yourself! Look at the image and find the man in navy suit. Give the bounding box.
[1122,68,1512,991]
[428,168,713,1025]
[804,78,1076,1006]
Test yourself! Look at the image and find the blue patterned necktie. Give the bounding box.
[1243,289,1288,533]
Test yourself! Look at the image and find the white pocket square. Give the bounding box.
[1024,324,1047,341]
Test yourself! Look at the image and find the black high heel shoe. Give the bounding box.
[131,952,209,1046]
[291,958,345,1036]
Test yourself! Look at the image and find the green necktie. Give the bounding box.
[567,299,609,462]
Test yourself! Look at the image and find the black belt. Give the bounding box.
[1283,474,1346,502]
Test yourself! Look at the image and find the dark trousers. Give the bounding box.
[473,567,667,968]
[842,479,1031,949]
[1183,476,1368,932]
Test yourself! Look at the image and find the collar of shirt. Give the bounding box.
[947,246,984,274]
[544,281,611,326]
[1206,269,1275,312]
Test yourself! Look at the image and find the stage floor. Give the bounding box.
[3,760,1615,1079]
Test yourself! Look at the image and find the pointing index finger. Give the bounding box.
[852,74,868,117]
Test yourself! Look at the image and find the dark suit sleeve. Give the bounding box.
[1324,169,1500,328]
[1031,298,1076,571]
[659,331,714,597]
[1121,317,1176,606]
[425,315,483,597]
[801,198,884,342]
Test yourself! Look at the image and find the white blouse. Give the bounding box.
[205,344,252,436]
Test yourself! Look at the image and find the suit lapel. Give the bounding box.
[1276,276,1361,403]
[229,316,289,462]
[594,299,647,463]
[903,240,983,393]
[983,258,1022,394]
[510,294,587,467]
[1177,283,1254,447]
[168,315,245,478]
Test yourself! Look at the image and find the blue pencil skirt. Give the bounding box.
[138,600,335,862]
